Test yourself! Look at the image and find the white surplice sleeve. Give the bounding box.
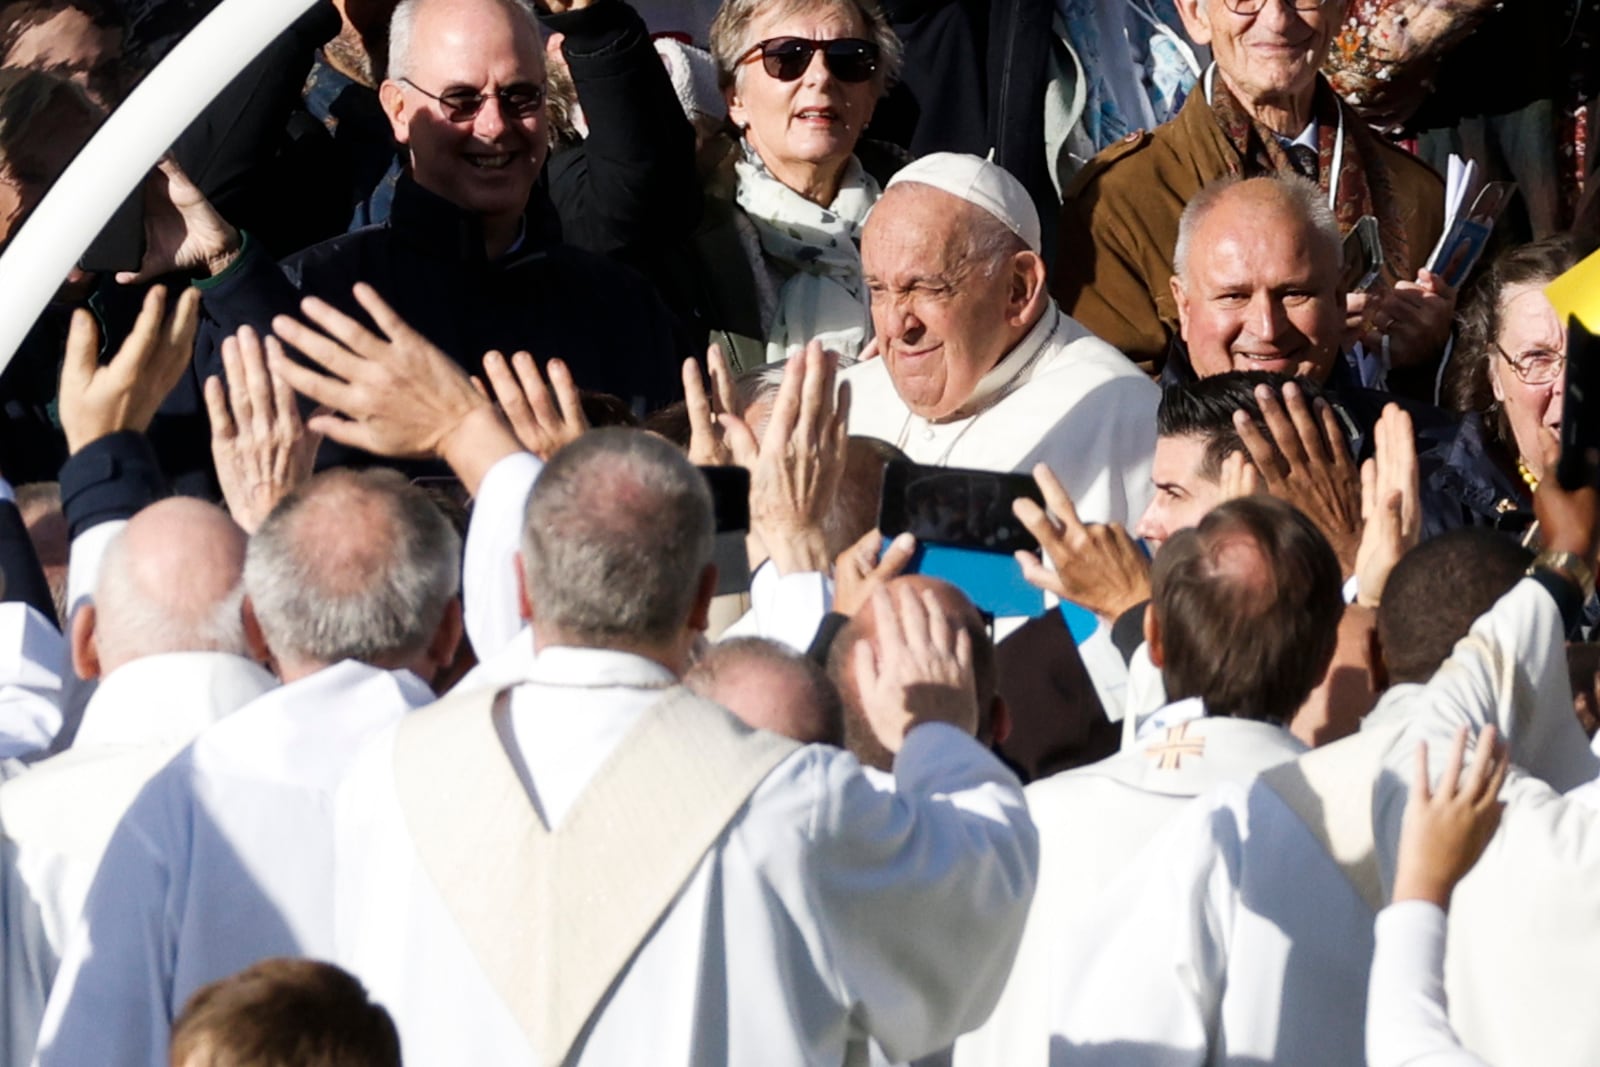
[31,785,180,1067]
[462,451,541,661]
[756,724,1037,1063]
[714,563,832,653]
[0,604,65,759]
[1367,901,1488,1067]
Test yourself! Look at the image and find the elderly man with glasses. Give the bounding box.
[1053,0,1451,398]
[133,0,692,473]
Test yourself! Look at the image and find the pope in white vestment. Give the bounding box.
[332,645,1038,1067]
[1042,576,1600,1066]
[844,302,1157,527]
[0,651,276,1065]
[33,660,434,1067]
[954,701,1307,1067]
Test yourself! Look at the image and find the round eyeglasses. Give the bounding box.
[1495,342,1566,386]
[736,37,880,83]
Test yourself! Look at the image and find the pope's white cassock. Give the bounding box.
[330,643,1038,1066]
[0,650,276,1065]
[1039,577,1599,1066]
[33,660,434,1067]
[842,302,1157,526]
[954,700,1306,1067]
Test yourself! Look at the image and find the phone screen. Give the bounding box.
[878,461,1044,555]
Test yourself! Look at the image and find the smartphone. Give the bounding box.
[700,466,752,595]
[1556,315,1600,491]
[1340,215,1383,293]
[79,188,145,275]
[878,462,1047,619]
[878,461,1044,555]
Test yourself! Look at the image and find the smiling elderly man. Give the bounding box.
[1054,0,1447,385]
[844,153,1157,526]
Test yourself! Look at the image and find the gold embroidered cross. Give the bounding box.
[1145,722,1206,770]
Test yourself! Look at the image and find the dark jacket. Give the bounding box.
[868,0,1060,269]
[542,0,702,258]
[193,175,689,472]
[1417,413,1533,540]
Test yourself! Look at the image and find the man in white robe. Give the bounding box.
[956,496,1339,1067]
[843,153,1156,527]
[330,428,1038,1066]
[34,469,464,1067]
[1044,514,1600,1065]
[0,498,275,1064]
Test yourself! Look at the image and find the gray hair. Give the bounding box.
[709,0,902,93]
[1173,173,1341,285]
[244,469,461,667]
[521,428,713,646]
[386,0,539,81]
[93,528,249,665]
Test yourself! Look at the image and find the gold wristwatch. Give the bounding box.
[1529,550,1597,602]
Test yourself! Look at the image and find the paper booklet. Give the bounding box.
[1424,155,1516,289]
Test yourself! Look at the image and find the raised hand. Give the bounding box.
[1234,381,1363,575]
[833,529,917,617]
[268,283,521,496]
[746,342,850,575]
[853,583,978,754]
[1368,269,1458,370]
[1012,463,1151,620]
[1392,725,1509,908]
[477,350,588,461]
[205,326,322,533]
[1355,404,1421,608]
[59,284,200,453]
[1216,450,1261,502]
[117,158,242,284]
[683,343,754,468]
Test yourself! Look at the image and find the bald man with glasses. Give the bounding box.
[132,0,696,475]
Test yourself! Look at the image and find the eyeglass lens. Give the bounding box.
[758,37,879,83]
[1502,346,1565,384]
[1223,0,1327,14]
[410,80,545,122]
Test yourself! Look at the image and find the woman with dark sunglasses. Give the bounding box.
[708,0,902,365]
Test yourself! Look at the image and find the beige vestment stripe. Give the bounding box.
[1257,723,1400,914]
[393,684,800,1067]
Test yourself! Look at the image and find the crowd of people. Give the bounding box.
[0,0,1598,1063]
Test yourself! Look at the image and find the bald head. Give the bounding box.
[827,575,999,771]
[686,637,843,746]
[87,498,249,676]
[1171,174,1344,383]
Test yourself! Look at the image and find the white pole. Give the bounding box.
[0,0,321,372]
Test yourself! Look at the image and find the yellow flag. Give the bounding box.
[1545,247,1600,333]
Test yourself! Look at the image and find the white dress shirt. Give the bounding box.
[332,645,1039,1066]
[34,660,434,1067]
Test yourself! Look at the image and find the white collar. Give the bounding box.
[74,652,277,748]
[523,646,678,690]
[1135,695,1207,742]
[949,302,1064,421]
[1282,120,1318,151]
